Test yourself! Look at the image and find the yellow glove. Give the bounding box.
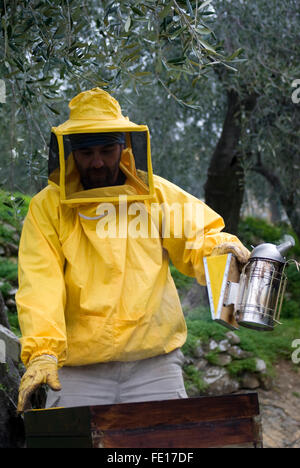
[211,242,251,265]
[17,355,61,413]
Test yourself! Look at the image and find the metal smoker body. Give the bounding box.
[224,237,295,331]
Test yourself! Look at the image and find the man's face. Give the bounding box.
[73,143,123,189]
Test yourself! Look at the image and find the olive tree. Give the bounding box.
[203,0,300,236]
[0,0,237,192]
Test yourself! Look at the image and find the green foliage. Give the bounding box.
[239,216,286,247]
[236,319,300,370]
[182,319,227,354]
[213,0,300,230]
[169,263,194,292]
[282,299,300,320]
[0,190,30,232]
[183,364,208,393]
[171,216,299,395]
[185,305,211,321]
[181,331,200,356]
[0,224,14,242]
[226,357,257,377]
[0,280,12,297]
[0,258,18,282]
[184,317,300,376]
[282,273,300,318]
[204,350,220,366]
[0,0,235,111]
[0,189,28,336]
[0,0,243,194]
[7,312,21,337]
[239,217,300,256]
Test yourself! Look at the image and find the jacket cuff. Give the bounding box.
[28,350,59,366]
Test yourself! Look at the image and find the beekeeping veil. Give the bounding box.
[48,88,154,204]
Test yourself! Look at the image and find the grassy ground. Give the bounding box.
[183,313,300,375]
[171,215,300,380]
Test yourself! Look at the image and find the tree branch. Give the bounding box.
[252,152,281,188]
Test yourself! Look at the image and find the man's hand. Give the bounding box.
[17,355,61,413]
[211,242,251,265]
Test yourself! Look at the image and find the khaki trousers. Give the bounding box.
[46,348,187,408]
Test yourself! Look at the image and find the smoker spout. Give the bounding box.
[277,236,295,256]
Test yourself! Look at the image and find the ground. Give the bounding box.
[256,360,300,448]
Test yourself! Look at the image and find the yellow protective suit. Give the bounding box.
[16,88,246,368]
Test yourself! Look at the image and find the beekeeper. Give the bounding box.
[16,88,250,412]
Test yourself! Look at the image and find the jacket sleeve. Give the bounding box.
[16,188,67,367]
[153,175,246,285]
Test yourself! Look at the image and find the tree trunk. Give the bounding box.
[253,156,300,241]
[204,89,244,235]
[204,89,258,236]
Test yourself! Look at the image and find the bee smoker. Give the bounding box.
[224,236,296,331]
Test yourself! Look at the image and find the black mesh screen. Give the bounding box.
[48,131,149,184]
[63,135,73,160]
[130,131,148,171]
[48,132,59,176]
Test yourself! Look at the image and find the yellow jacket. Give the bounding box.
[16,88,244,367]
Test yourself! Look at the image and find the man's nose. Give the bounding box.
[91,152,105,168]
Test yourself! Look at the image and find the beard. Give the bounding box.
[81,166,118,189]
[73,145,126,190]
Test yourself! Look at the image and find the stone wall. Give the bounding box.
[183,330,272,397]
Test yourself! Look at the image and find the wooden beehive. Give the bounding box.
[24,393,263,448]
